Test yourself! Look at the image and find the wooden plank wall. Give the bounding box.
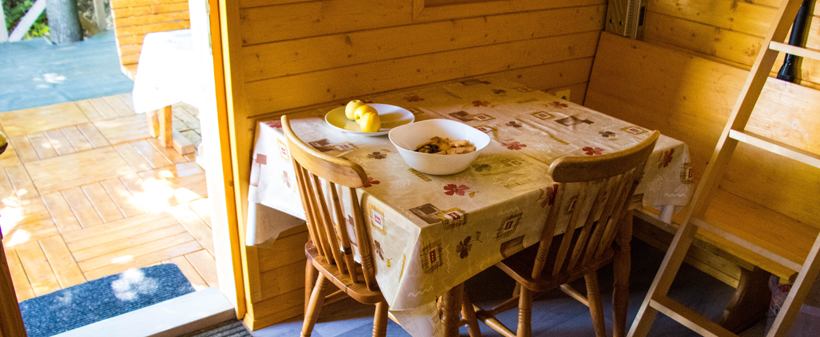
[221,0,607,329]
[584,0,820,282]
[111,0,191,77]
[643,0,820,89]
[633,0,820,229]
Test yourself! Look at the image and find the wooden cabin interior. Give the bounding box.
[5,0,812,335]
[207,0,820,332]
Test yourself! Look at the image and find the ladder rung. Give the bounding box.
[692,218,803,272]
[728,130,820,169]
[649,296,736,337]
[769,41,820,61]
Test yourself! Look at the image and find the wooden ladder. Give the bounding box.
[627,0,820,336]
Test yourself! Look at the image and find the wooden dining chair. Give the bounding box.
[473,131,660,337]
[282,115,389,336]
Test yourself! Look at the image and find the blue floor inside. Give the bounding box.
[0,31,134,113]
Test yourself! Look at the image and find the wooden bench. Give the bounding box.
[585,32,820,332]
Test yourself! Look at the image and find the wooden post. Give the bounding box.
[159,105,173,148]
[1,231,27,337]
[45,0,82,44]
[0,0,9,42]
[92,0,106,31]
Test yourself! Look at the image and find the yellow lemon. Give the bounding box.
[345,100,365,120]
[354,104,378,120]
[357,111,381,132]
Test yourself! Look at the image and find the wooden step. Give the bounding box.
[649,296,734,337]
[769,41,820,61]
[639,188,818,279]
[728,130,820,169]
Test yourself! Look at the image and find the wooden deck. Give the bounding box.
[0,93,213,302]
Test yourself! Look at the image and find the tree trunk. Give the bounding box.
[45,0,82,44]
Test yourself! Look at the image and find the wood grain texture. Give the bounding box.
[100,178,145,218]
[167,256,208,290]
[246,31,600,116]
[585,33,820,226]
[26,147,135,194]
[61,187,104,228]
[115,142,154,172]
[170,205,215,256]
[44,129,77,156]
[7,136,38,163]
[60,126,95,152]
[0,103,89,136]
[27,133,58,160]
[82,183,125,223]
[15,240,60,296]
[94,114,152,145]
[242,5,605,82]
[3,246,34,301]
[39,235,85,288]
[41,192,83,233]
[185,250,218,287]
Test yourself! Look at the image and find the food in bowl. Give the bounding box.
[389,119,491,175]
[415,137,476,154]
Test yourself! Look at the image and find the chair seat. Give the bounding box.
[495,234,615,293]
[306,241,385,304]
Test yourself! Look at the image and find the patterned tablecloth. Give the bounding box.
[246,78,694,336]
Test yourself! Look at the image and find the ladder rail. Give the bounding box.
[627,0,813,336]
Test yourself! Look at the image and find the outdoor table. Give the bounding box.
[131,29,203,153]
[246,77,695,336]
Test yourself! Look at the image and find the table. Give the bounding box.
[247,78,694,336]
[131,29,203,154]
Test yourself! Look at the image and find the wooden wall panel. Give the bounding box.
[585,33,820,228]
[111,0,191,77]
[643,0,820,88]
[222,0,606,329]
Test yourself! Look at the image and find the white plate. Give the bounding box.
[325,103,415,136]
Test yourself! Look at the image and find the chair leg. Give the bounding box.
[585,272,607,337]
[613,213,633,337]
[305,260,317,315]
[517,287,532,337]
[301,274,328,337]
[373,301,389,337]
[461,288,482,337]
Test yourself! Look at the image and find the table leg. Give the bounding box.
[158,105,173,148]
[442,283,464,337]
[146,109,160,137]
[612,211,633,337]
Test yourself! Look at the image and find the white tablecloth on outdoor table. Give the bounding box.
[246,78,695,336]
[131,29,204,113]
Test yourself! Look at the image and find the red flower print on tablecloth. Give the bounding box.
[444,184,470,196]
[551,101,568,108]
[281,170,290,188]
[263,120,282,128]
[506,121,522,128]
[472,100,490,107]
[374,240,384,260]
[405,95,424,102]
[502,141,527,150]
[367,151,387,159]
[658,149,674,168]
[363,176,380,188]
[541,184,559,208]
[583,147,604,156]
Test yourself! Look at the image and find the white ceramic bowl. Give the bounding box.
[389,119,491,175]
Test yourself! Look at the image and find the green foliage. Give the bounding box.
[3,0,50,39]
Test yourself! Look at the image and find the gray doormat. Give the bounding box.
[180,320,253,337]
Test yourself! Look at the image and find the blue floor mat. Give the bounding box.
[0,31,134,112]
[19,264,195,337]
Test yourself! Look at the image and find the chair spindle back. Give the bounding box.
[282,115,379,291]
[531,131,660,280]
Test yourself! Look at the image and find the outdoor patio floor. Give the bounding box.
[0,93,214,302]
